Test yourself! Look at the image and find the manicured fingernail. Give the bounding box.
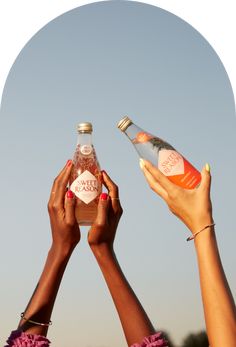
[205,163,210,173]
[100,193,108,200]
[66,159,72,167]
[67,190,74,199]
[139,158,145,169]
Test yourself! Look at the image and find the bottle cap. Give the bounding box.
[77,122,93,133]
[117,116,133,132]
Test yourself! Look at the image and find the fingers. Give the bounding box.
[101,171,123,214]
[49,160,73,210]
[94,193,110,225]
[101,171,119,198]
[199,163,211,195]
[139,159,169,200]
[65,190,76,225]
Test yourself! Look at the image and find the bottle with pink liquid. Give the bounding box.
[69,122,102,225]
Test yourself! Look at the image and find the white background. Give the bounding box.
[0,0,235,103]
[0,2,235,345]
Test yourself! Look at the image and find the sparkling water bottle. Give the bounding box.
[117,116,201,189]
[69,122,102,225]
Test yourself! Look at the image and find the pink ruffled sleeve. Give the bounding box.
[130,332,169,347]
[5,330,50,347]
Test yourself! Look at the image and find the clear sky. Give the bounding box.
[0,1,235,346]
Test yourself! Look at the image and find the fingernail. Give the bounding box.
[67,190,74,199]
[139,158,145,169]
[100,193,108,200]
[66,159,72,167]
[101,170,107,175]
[205,163,210,173]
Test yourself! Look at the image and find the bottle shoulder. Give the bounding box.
[72,145,100,173]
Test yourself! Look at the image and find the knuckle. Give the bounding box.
[65,220,74,228]
[51,202,60,211]
[167,203,176,216]
[47,202,53,212]
[168,189,178,199]
[149,182,157,192]
[96,221,106,228]
[112,183,119,194]
[115,205,123,217]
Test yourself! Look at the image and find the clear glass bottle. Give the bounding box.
[69,122,102,225]
[117,116,201,189]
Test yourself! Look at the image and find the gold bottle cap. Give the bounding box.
[77,122,93,133]
[117,116,133,132]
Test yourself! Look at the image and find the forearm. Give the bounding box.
[91,244,155,346]
[18,244,73,336]
[194,226,236,347]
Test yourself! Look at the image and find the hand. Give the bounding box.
[140,159,214,234]
[88,171,123,251]
[88,173,155,347]
[48,160,81,254]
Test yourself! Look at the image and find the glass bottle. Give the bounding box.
[69,122,102,225]
[117,116,201,189]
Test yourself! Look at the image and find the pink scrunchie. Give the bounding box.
[5,330,50,347]
[131,332,169,347]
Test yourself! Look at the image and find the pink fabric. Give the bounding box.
[5,330,50,347]
[5,330,167,347]
[130,332,169,347]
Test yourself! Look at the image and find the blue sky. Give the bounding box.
[0,2,235,346]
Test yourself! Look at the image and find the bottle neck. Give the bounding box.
[77,132,93,146]
[124,123,143,142]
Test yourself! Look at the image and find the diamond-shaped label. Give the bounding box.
[70,170,99,204]
[158,150,184,176]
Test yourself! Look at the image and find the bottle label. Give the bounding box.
[70,170,99,204]
[80,145,93,155]
[158,150,184,176]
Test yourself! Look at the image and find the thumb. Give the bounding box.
[94,193,109,225]
[199,163,211,194]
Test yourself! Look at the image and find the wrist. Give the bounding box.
[90,243,115,261]
[49,243,74,261]
[194,224,216,245]
[189,215,214,235]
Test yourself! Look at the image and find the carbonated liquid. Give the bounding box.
[70,144,101,226]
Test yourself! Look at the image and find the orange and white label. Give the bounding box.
[158,149,201,189]
[70,170,99,204]
[158,150,184,176]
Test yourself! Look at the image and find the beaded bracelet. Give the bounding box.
[21,312,52,327]
[186,223,215,242]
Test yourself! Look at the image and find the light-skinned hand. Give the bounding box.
[139,159,214,234]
